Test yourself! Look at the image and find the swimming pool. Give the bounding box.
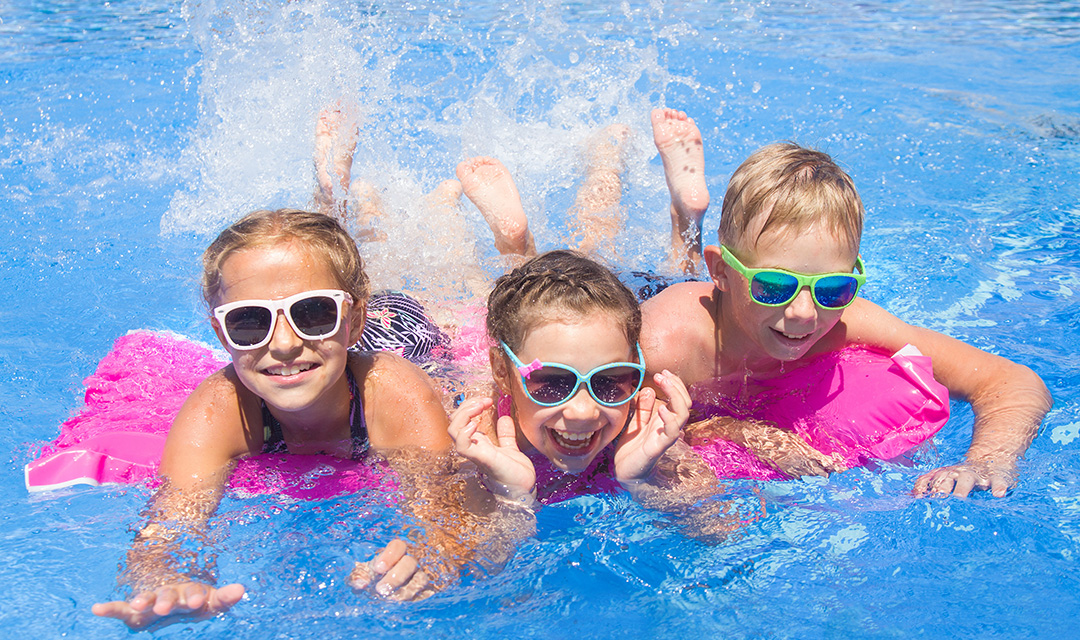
[3,0,1079,637]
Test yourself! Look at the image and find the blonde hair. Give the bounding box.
[201,208,369,309]
[719,143,864,251]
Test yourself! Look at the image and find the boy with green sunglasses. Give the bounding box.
[633,141,1051,499]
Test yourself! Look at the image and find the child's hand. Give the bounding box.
[914,459,1017,498]
[91,581,245,629]
[448,397,536,503]
[348,539,434,602]
[614,370,691,485]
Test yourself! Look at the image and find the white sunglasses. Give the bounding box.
[212,289,353,350]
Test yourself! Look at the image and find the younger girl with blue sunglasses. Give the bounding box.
[448,250,696,506]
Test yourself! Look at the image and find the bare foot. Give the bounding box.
[571,124,631,255]
[347,180,387,242]
[314,103,361,217]
[424,179,463,208]
[652,108,709,273]
[583,123,631,175]
[456,157,535,256]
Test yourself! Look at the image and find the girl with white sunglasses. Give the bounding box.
[93,209,497,628]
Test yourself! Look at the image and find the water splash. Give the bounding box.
[162,0,697,294]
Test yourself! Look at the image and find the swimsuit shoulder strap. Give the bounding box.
[346,365,369,458]
[261,401,288,454]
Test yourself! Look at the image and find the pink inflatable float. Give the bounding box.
[687,344,951,480]
[25,331,395,500]
[26,332,948,497]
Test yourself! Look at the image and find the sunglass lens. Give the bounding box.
[589,366,644,405]
[813,276,859,308]
[524,367,578,404]
[224,306,273,346]
[290,296,339,337]
[751,271,799,305]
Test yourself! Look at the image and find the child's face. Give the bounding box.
[212,241,361,415]
[496,312,636,474]
[713,224,859,363]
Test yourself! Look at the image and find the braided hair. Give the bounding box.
[487,250,641,351]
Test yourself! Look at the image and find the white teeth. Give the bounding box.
[781,332,807,340]
[268,363,314,376]
[552,430,594,449]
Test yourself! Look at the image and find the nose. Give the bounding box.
[784,287,818,324]
[560,385,602,422]
[268,310,304,355]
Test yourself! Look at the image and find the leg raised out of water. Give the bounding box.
[652,108,709,274]
[569,124,631,256]
[313,103,361,219]
[457,156,536,257]
[346,180,388,242]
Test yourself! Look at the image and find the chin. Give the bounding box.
[549,452,597,475]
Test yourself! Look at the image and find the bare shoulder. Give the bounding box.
[350,351,452,451]
[641,281,717,376]
[160,365,259,482]
[835,298,954,354]
[352,350,439,391]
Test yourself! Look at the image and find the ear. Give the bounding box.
[489,346,514,395]
[703,244,730,292]
[346,299,367,345]
[210,317,231,352]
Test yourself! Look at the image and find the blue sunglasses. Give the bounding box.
[500,342,646,407]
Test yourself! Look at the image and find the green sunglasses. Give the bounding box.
[720,245,867,309]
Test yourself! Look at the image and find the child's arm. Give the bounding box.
[686,415,849,478]
[359,354,525,595]
[92,369,252,629]
[842,300,1052,497]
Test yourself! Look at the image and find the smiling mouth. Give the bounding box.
[549,429,599,453]
[775,329,811,341]
[264,363,317,377]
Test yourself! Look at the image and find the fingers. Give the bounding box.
[208,583,245,610]
[351,539,434,601]
[348,561,375,590]
[494,414,521,450]
[151,586,181,616]
[914,465,1014,499]
[952,473,977,498]
[349,539,407,592]
[372,538,409,574]
[916,470,956,497]
[632,386,658,427]
[91,600,137,621]
[990,476,1010,498]
[388,567,433,602]
[375,553,419,597]
[92,582,241,630]
[448,397,493,444]
[654,369,691,411]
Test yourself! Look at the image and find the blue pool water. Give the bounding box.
[3,1,1080,637]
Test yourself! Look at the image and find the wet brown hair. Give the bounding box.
[487,250,641,351]
[201,208,369,310]
[719,143,864,252]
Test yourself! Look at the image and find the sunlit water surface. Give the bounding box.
[2,1,1079,638]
